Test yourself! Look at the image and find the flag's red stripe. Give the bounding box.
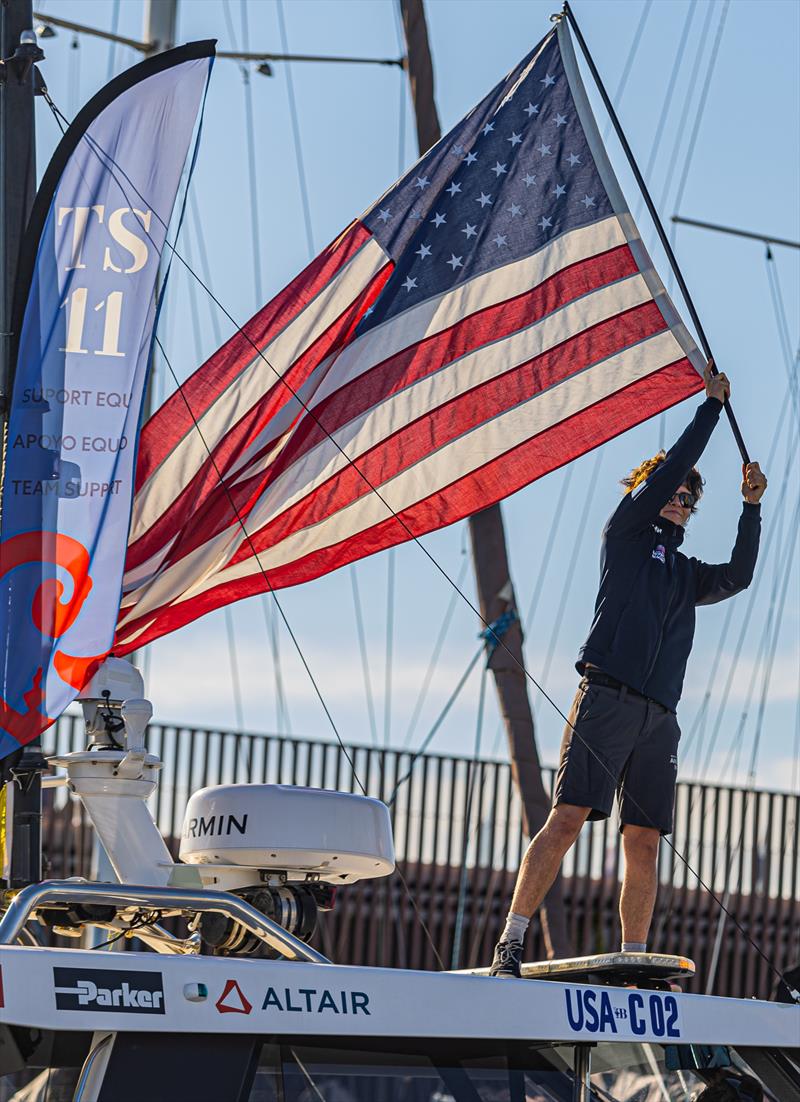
[125,261,392,574]
[156,298,667,575]
[135,220,372,490]
[133,241,630,565]
[220,244,638,499]
[114,359,702,654]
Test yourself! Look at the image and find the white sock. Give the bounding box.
[501,911,529,944]
[621,941,647,953]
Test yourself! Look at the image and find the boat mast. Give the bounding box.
[398,0,568,959]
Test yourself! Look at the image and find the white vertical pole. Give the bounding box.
[143,0,178,53]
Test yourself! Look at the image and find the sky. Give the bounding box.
[32,0,799,793]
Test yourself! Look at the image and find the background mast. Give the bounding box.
[399,0,569,960]
[0,0,44,888]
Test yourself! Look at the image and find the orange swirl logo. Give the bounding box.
[0,532,107,746]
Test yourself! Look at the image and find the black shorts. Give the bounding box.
[554,678,681,834]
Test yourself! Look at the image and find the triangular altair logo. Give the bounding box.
[215,979,252,1015]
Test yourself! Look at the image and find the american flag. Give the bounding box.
[115,24,704,654]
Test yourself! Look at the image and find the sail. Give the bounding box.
[115,22,704,655]
[0,43,214,755]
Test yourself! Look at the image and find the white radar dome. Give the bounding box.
[179,784,395,884]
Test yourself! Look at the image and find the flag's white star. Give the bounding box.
[446,253,464,270]
[364,305,375,317]
[446,181,462,197]
[377,208,391,223]
[430,211,447,227]
[552,183,566,198]
[463,151,478,165]
[507,131,523,147]
[462,222,478,239]
[581,194,596,208]
[452,144,464,156]
[491,161,508,177]
[493,233,508,247]
[538,215,552,230]
[567,152,581,167]
[482,121,495,136]
[402,276,417,291]
[476,192,493,207]
[409,209,423,220]
[541,73,556,87]
[523,172,537,187]
[507,203,522,217]
[416,243,432,259]
[414,176,430,190]
[524,102,540,118]
[536,141,552,157]
[553,112,568,128]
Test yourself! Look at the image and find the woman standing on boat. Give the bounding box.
[490,364,768,978]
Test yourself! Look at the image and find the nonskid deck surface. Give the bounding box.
[462,951,695,986]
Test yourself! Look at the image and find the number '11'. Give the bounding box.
[60,289,125,357]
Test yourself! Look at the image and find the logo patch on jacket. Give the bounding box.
[652,545,666,564]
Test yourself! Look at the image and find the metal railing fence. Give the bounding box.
[41,716,800,999]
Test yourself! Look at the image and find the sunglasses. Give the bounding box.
[668,491,697,509]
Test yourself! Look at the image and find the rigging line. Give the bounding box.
[224,606,246,734]
[260,596,290,734]
[240,0,264,307]
[192,187,290,728]
[451,664,488,970]
[664,0,730,298]
[388,646,484,806]
[765,249,800,424]
[738,489,800,785]
[601,0,652,142]
[188,193,224,346]
[183,223,249,749]
[715,493,791,785]
[682,599,735,761]
[394,863,446,971]
[240,0,290,730]
[533,453,603,719]
[350,565,380,745]
[670,0,731,224]
[636,0,696,219]
[706,498,800,994]
[106,0,121,82]
[688,385,796,776]
[276,0,316,258]
[158,239,787,985]
[656,0,717,218]
[653,434,797,942]
[192,187,290,737]
[68,33,81,119]
[765,252,795,367]
[84,94,784,978]
[523,464,576,636]
[158,285,440,997]
[384,550,395,748]
[402,548,470,749]
[154,335,367,797]
[40,87,67,136]
[221,0,240,52]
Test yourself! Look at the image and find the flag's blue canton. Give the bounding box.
[359,32,613,334]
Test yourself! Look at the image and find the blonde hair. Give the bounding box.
[621,451,704,514]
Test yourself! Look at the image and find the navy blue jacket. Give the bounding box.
[577,397,761,712]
